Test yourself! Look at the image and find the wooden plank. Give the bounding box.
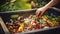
[0,17,10,34]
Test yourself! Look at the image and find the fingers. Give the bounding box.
[38,11,45,18]
[38,11,42,17]
[36,10,41,17]
[36,10,41,16]
[36,10,45,19]
[36,7,46,19]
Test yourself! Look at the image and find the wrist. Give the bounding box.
[42,6,49,11]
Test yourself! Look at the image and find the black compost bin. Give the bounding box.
[0,8,60,34]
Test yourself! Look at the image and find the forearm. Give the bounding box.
[43,0,59,10]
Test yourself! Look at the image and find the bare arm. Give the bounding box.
[36,0,59,18]
[43,0,59,11]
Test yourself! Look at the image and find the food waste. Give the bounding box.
[6,14,60,34]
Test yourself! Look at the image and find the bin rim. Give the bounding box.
[0,9,36,13]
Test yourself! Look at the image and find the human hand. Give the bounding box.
[36,7,47,19]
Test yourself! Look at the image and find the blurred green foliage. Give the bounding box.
[0,0,50,12]
[34,0,50,8]
[0,0,31,12]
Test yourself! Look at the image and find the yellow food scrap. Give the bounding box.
[18,27,24,32]
[18,23,24,32]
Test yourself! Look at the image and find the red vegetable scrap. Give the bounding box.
[39,24,45,28]
[31,19,37,25]
[33,25,39,30]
